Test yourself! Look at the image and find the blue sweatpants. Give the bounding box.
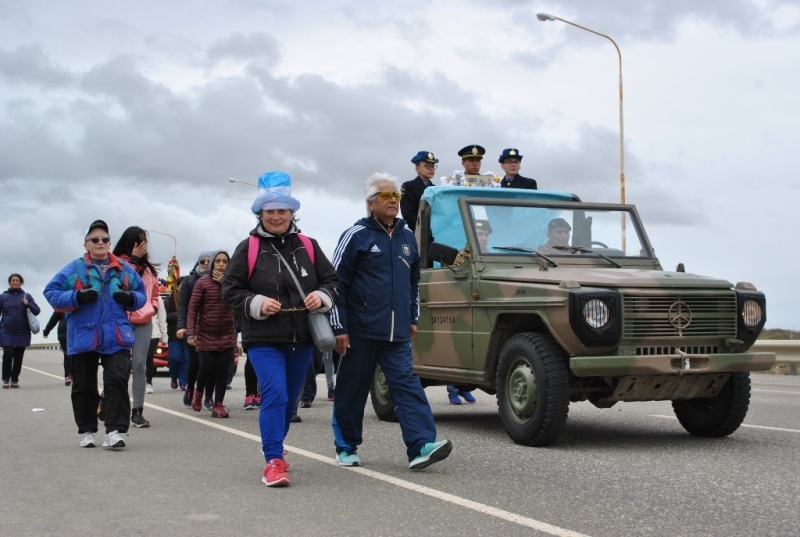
[247,344,313,462]
[332,337,437,461]
[168,338,190,386]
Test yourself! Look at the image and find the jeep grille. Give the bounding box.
[622,294,737,338]
[635,345,719,356]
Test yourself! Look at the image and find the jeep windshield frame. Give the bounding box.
[459,198,656,264]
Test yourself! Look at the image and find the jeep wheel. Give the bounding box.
[672,372,750,437]
[370,363,398,422]
[496,333,570,446]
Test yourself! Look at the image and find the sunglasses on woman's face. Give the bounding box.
[87,237,111,244]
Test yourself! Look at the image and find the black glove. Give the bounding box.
[113,290,135,307]
[76,289,99,305]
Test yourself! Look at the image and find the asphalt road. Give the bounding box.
[2,350,798,537]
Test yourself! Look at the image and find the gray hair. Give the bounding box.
[364,172,400,215]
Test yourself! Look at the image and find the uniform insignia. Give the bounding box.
[370,244,381,253]
[510,149,516,156]
[300,267,308,277]
[403,244,410,256]
[427,153,433,160]
[471,147,478,155]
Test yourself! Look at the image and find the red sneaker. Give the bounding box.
[211,403,229,418]
[191,390,202,412]
[262,459,289,487]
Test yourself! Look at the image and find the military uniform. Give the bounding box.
[498,148,538,190]
[400,151,439,233]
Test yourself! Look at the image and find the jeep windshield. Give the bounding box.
[420,186,653,260]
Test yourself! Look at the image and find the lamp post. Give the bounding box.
[228,177,258,188]
[537,12,626,249]
[147,229,178,258]
[148,229,180,293]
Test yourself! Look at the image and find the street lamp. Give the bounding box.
[228,177,258,188]
[147,229,177,258]
[537,12,627,249]
[148,229,180,293]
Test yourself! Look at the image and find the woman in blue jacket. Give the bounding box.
[0,273,41,388]
[44,220,146,450]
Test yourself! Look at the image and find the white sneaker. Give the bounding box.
[80,432,96,448]
[145,383,154,394]
[102,430,126,449]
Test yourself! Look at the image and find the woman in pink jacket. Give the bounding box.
[187,251,237,418]
[113,226,160,428]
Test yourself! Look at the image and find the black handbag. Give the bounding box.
[270,244,336,352]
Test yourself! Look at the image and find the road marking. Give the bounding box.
[753,388,800,395]
[650,415,800,433]
[23,365,590,537]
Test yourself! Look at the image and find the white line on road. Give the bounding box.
[650,415,800,433]
[24,365,590,537]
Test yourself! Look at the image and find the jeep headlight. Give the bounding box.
[735,290,766,346]
[569,291,621,347]
[741,299,763,327]
[583,299,610,329]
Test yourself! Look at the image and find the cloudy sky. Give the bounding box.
[1,0,798,334]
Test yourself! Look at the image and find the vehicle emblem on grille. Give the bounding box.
[667,301,692,330]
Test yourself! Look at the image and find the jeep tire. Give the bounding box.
[496,333,570,446]
[672,371,751,437]
[370,363,398,422]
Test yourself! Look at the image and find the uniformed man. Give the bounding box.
[400,151,439,233]
[498,148,537,189]
[538,217,572,254]
[458,144,486,176]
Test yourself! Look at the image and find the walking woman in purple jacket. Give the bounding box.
[0,274,41,388]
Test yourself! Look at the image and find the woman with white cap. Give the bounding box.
[222,171,339,487]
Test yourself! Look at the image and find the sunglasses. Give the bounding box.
[87,237,111,244]
[374,191,402,202]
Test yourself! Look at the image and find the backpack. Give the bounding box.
[247,234,315,280]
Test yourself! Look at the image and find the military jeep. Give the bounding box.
[370,186,775,446]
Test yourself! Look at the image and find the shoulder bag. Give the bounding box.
[269,243,336,352]
[26,296,40,334]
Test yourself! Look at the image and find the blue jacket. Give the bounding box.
[330,216,419,342]
[44,253,146,356]
[0,288,41,347]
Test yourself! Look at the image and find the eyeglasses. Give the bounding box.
[503,159,520,165]
[422,164,438,170]
[374,191,402,202]
[87,237,111,244]
[198,259,210,265]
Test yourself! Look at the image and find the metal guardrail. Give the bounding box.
[28,340,800,361]
[751,340,800,365]
[29,343,64,351]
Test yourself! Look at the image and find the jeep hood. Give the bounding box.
[480,267,734,289]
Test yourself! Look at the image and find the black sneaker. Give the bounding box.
[291,413,302,423]
[300,400,312,408]
[131,408,150,428]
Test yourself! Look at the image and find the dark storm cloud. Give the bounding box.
[0,46,74,87]
[0,30,691,217]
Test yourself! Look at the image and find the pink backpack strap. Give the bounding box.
[247,236,259,280]
[248,234,314,281]
[297,233,315,265]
